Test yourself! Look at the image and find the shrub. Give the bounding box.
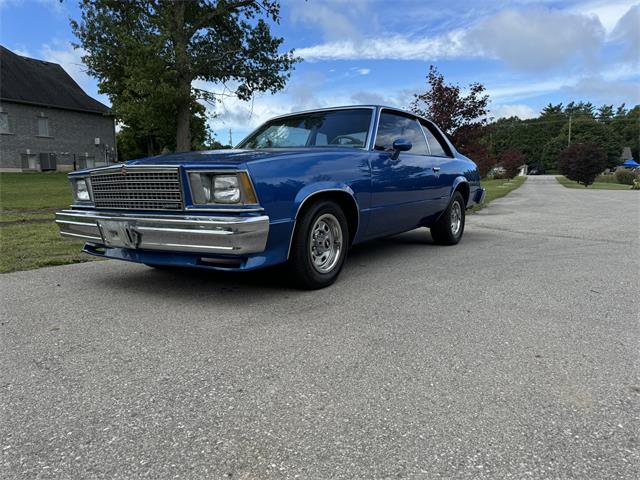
[614,169,639,185]
[499,150,525,179]
[558,144,607,187]
[594,174,617,184]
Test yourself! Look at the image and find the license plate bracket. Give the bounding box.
[97,220,141,249]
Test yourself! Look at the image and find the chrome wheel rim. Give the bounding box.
[309,213,343,273]
[450,201,462,236]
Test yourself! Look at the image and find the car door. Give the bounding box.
[419,119,457,211]
[366,110,441,238]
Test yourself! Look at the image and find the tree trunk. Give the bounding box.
[175,84,191,152]
[173,1,191,152]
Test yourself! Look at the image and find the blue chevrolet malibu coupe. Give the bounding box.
[56,106,485,289]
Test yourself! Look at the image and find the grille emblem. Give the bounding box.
[121,165,127,176]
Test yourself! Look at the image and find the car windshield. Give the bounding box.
[238,109,372,149]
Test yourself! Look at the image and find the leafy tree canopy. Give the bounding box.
[410,65,490,154]
[72,0,299,152]
[558,144,608,187]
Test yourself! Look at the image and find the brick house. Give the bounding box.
[0,45,116,172]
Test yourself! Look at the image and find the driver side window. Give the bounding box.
[374,112,428,155]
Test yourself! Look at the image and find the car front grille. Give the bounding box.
[90,167,183,210]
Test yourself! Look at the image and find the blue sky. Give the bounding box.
[1,0,638,143]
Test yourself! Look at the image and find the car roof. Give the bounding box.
[269,105,422,121]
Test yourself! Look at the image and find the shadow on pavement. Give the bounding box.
[91,228,444,295]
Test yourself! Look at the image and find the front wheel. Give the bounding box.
[289,200,349,289]
[430,191,465,245]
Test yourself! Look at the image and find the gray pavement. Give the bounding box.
[1,175,639,479]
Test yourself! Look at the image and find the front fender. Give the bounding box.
[290,182,357,221]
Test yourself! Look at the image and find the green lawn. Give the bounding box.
[0,172,99,273]
[555,176,634,190]
[473,176,527,211]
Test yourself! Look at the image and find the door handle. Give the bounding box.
[432,166,441,172]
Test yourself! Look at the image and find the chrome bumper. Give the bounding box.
[55,209,269,255]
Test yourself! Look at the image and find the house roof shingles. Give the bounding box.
[0,45,110,115]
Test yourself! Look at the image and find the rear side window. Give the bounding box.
[375,112,428,155]
[420,121,452,157]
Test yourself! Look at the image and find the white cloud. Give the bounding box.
[297,32,465,62]
[610,4,640,63]
[575,0,639,34]
[490,104,537,120]
[295,5,638,72]
[287,0,372,42]
[466,8,605,71]
[356,68,371,75]
[204,77,417,141]
[485,62,640,107]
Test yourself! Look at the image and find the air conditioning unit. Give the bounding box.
[94,137,101,145]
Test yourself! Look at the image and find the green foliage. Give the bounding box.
[632,179,640,190]
[541,118,623,170]
[594,174,618,184]
[116,103,211,160]
[72,0,298,152]
[612,105,640,161]
[614,169,640,185]
[558,144,608,187]
[488,102,637,172]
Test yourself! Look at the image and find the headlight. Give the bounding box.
[213,175,240,203]
[188,172,258,205]
[71,178,91,202]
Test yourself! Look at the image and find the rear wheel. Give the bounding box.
[430,191,465,245]
[289,200,349,289]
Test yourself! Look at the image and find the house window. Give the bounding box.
[37,116,49,136]
[0,111,9,134]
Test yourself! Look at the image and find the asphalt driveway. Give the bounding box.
[1,176,638,479]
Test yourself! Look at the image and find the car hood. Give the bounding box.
[124,148,366,168]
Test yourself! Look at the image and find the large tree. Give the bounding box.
[558,144,607,187]
[72,0,298,152]
[410,65,490,154]
[541,117,623,170]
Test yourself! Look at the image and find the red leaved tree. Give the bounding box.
[558,144,607,187]
[410,65,490,155]
[500,150,526,179]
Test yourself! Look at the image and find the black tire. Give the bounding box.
[430,191,466,245]
[289,200,349,289]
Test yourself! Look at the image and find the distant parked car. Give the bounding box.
[56,106,485,289]
[528,164,545,175]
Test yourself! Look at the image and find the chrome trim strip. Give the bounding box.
[55,219,97,227]
[185,207,265,213]
[143,242,234,251]
[135,226,234,236]
[286,189,361,259]
[61,231,103,242]
[56,210,264,225]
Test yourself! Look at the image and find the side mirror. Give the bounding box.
[391,138,412,160]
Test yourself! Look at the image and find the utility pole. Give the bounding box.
[567,114,572,147]
[228,128,233,147]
